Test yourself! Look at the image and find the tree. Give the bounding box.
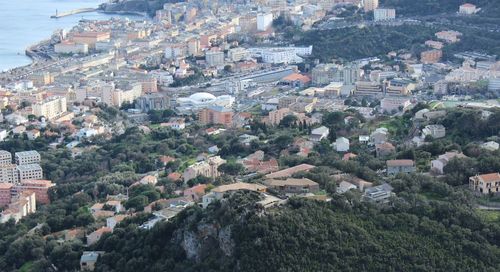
[279,115,298,128]
[218,162,245,176]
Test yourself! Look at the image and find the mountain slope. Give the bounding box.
[93,190,500,272]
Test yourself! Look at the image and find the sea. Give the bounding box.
[0,0,144,72]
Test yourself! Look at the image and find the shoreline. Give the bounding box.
[1,8,148,75]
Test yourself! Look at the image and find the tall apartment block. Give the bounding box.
[0,151,12,165]
[15,151,41,165]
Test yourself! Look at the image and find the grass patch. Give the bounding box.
[19,262,33,272]
[477,210,500,223]
[420,191,445,201]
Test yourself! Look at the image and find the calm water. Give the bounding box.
[0,0,143,71]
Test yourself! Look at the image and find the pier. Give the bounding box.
[50,8,97,18]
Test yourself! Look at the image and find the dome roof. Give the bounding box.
[189,92,216,102]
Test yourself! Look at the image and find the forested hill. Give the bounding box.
[92,176,500,272]
[380,0,500,17]
[100,0,184,16]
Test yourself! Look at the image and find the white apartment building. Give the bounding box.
[101,84,142,107]
[257,13,273,31]
[15,151,41,165]
[54,41,89,54]
[0,164,19,183]
[32,96,67,120]
[251,46,313,64]
[17,164,43,182]
[205,50,225,67]
[0,151,11,165]
[374,8,396,21]
[228,47,250,62]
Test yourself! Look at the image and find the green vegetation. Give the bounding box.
[297,25,436,61]
[381,0,500,17]
[94,173,500,271]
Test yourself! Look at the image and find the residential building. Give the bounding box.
[32,96,67,120]
[459,3,478,15]
[26,130,40,140]
[183,156,226,182]
[135,93,170,113]
[362,183,394,203]
[435,31,462,43]
[265,164,316,179]
[335,137,350,152]
[263,178,320,194]
[198,106,233,127]
[17,164,43,181]
[268,108,292,125]
[0,164,19,183]
[86,227,112,246]
[363,0,379,12]
[281,73,311,88]
[71,31,110,49]
[469,173,500,194]
[375,142,395,157]
[374,8,395,21]
[425,40,444,50]
[15,180,54,204]
[386,79,416,96]
[371,127,389,144]
[488,78,500,91]
[431,151,467,175]
[257,13,273,31]
[251,46,313,64]
[202,182,267,208]
[337,181,357,194]
[312,63,359,86]
[80,251,104,271]
[355,81,383,96]
[228,47,249,62]
[380,97,411,113]
[0,191,36,223]
[0,183,14,207]
[310,126,330,142]
[482,141,499,151]
[101,83,142,107]
[106,215,128,230]
[421,50,442,64]
[0,150,11,165]
[160,118,186,130]
[183,184,207,202]
[241,153,279,174]
[15,151,41,165]
[386,160,416,175]
[30,72,54,87]
[54,41,89,54]
[422,124,446,139]
[205,49,225,67]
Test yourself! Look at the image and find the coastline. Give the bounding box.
[1,7,148,75]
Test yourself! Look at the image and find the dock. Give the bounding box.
[50,8,97,18]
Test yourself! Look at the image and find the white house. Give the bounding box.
[430,151,467,175]
[336,181,357,194]
[335,137,350,152]
[422,124,446,139]
[310,126,330,142]
[482,141,499,151]
[371,127,388,144]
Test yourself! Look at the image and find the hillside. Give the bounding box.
[92,180,500,272]
[380,0,500,17]
[100,0,184,16]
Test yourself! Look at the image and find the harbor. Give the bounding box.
[50,8,97,18]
